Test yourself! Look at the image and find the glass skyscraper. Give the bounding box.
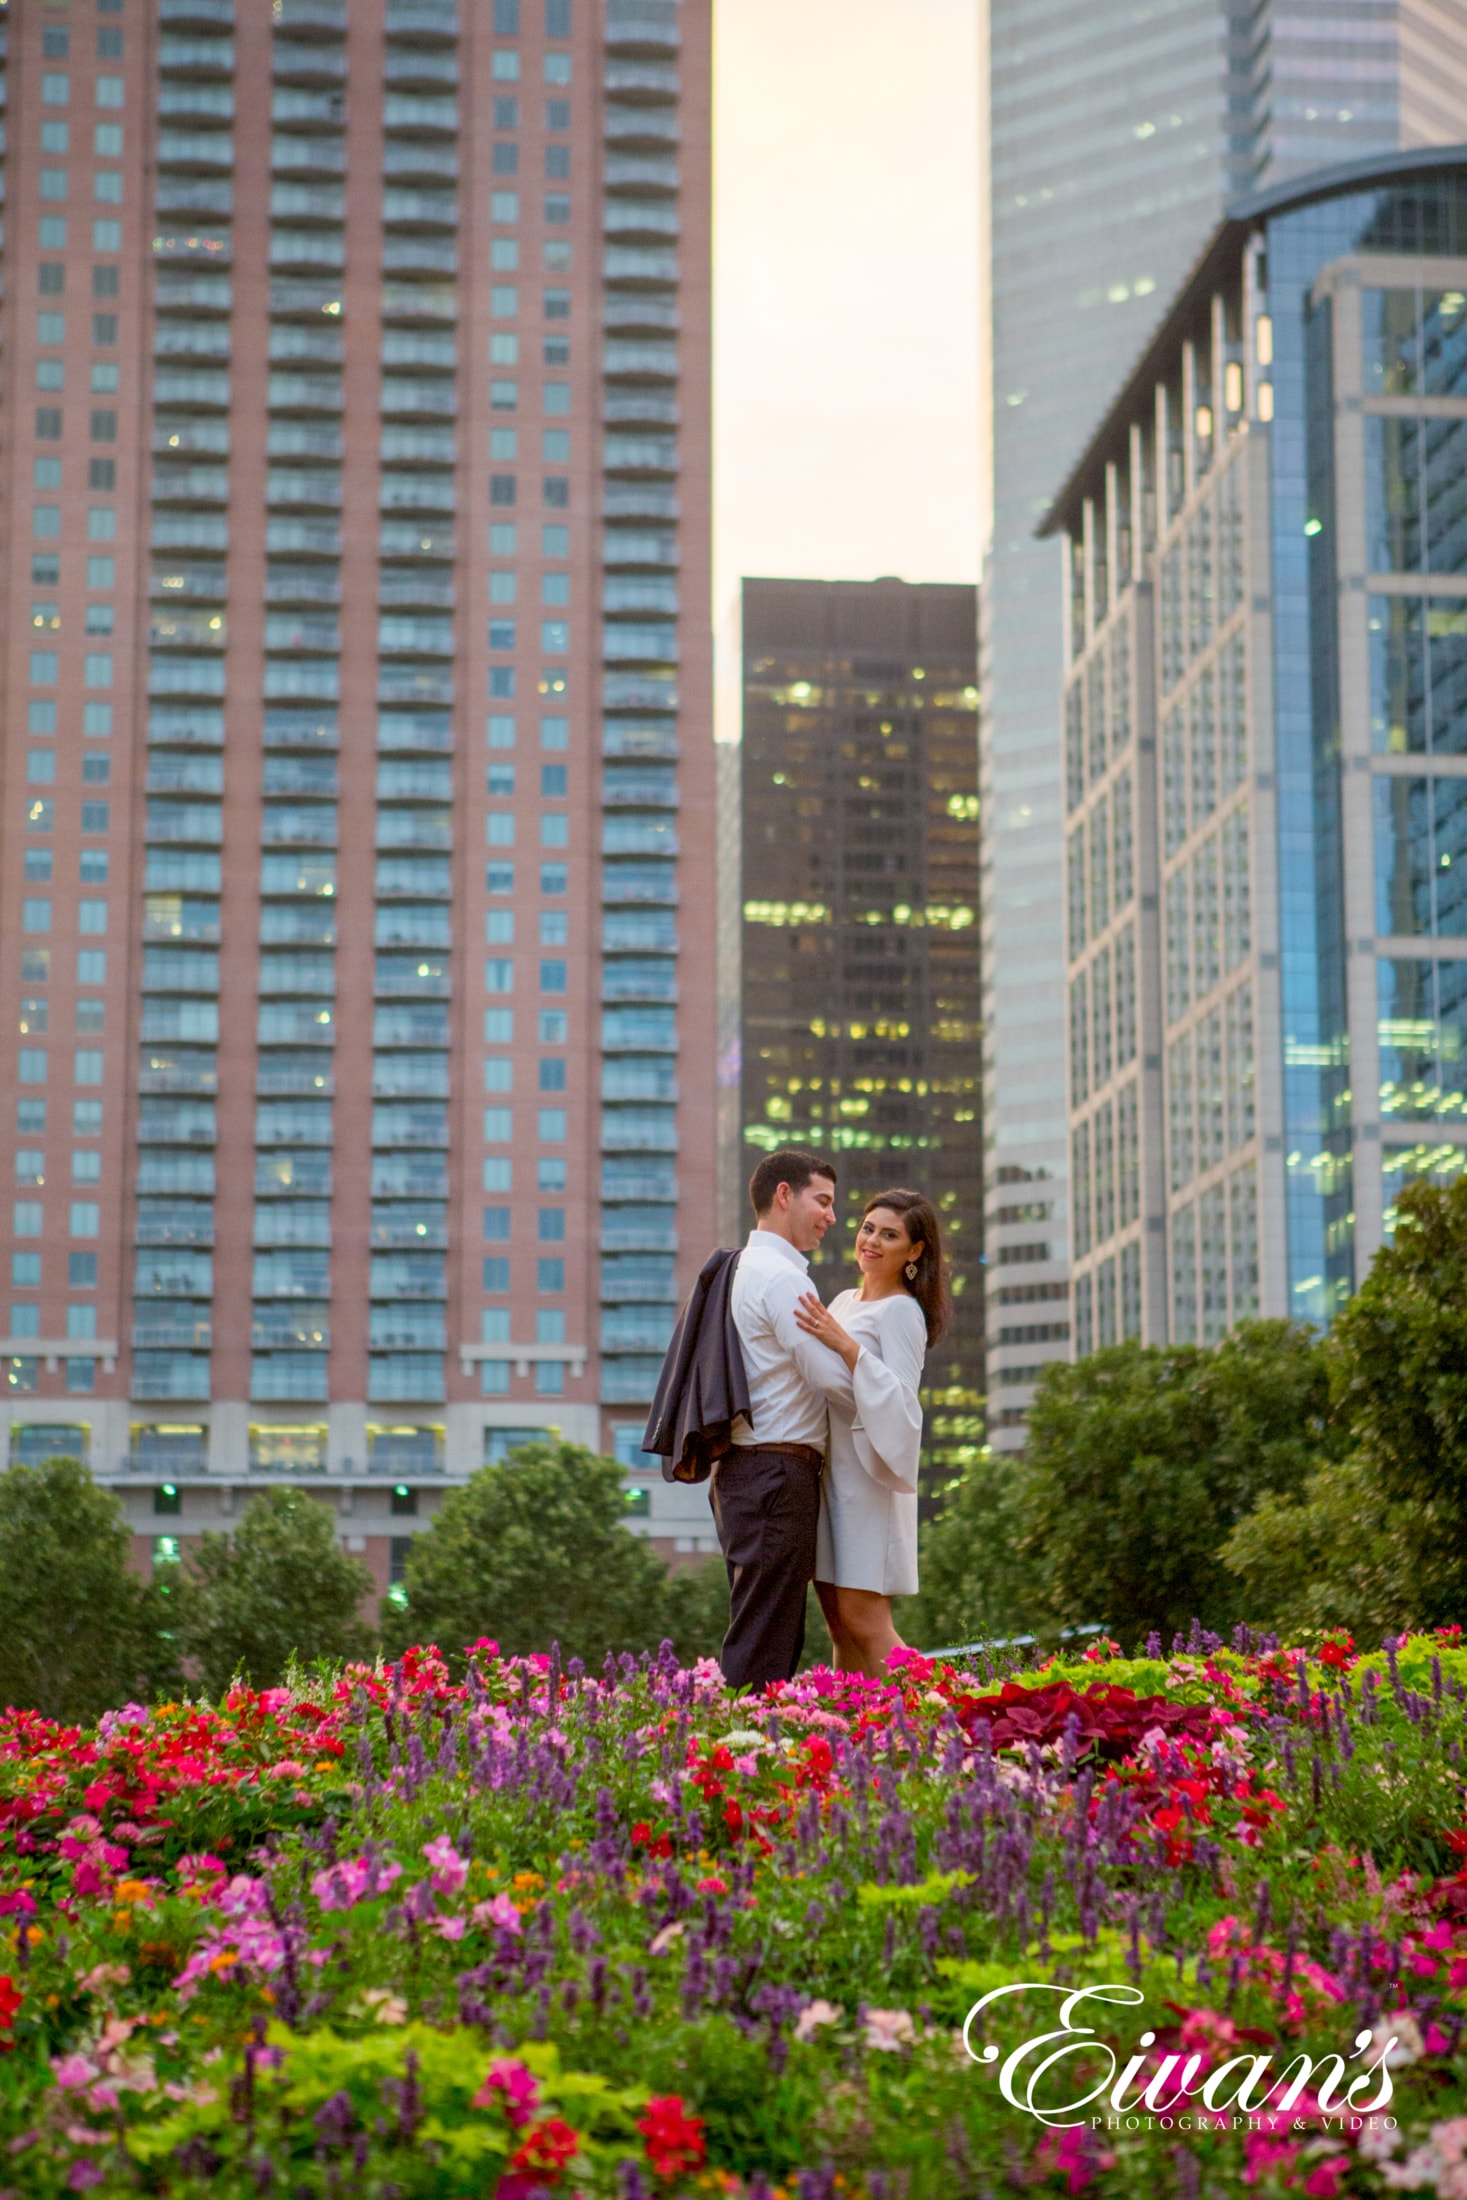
[0,0,717,1588]
[980,0,1467,1442]
[738,578,983,1489]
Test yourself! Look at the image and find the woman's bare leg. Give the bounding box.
[814,1579,848,1669]
[833,1587,905,1679]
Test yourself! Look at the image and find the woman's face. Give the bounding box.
[856,1206,922,1291]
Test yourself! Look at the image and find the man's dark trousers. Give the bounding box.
[710,1442,823,1689]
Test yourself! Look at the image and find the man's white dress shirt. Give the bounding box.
[727,1229,854,1450]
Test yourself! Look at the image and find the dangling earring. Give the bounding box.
[904,1260,919,1282]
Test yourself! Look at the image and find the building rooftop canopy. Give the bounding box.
[1038,142,1467,541]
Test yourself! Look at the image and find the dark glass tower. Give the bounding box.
[739,577,983,1486]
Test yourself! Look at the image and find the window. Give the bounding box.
[545,195,570,225]
[492,379,518,412]
[483,1157,511,1191]
[33,508,62,541]
[84,653,113,688]
[541,765,568,798]
[23,901,52,934]
[485,1009,513,1042]
[27,803,54,834]
[93,173,122,206]
[39,265,65,297]
[491,239,520,273]
[70,1203,99,1238]
[487,814,515,846]
[28,754,56,787]
[11,1255,40,1288]
[486,959,514,993]
[483,1107,512,1142]
[492,191,520,223]
[541,863,568,895]
[539,1057,566,1091]
[490,572,517,606]
[89,509,116,541]
[539,960,567,993]
[542,571,569,606]
[483,1257,510,1290]
[543,476,569,508]
[36,410,63,441]
[43,27,69,56]
[92,314,118,346]
[484,1206,511,1241]
[539,1010,567,1043]
[547,100,570,131]
[93,267,118,299]
[94,223,121,252]
[541,814,568,848]
[486,911,515,944]
[74,1051,104,1085]
[538,1108,566,1141]
[39,221,68,250]
[488,863,514,893]
[13,1205,42,1238]
[94,125,123,157]
[538,1207,564,1242]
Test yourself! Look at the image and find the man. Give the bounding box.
[715,1147,853,1689]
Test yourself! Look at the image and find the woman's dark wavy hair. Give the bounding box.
[860,1188,950,1347]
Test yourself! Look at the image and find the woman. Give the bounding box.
[794,1189,949,1678]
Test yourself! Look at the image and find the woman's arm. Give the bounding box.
[793,1291,862,1372]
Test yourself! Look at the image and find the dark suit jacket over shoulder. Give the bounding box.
[642,1247,751,1484]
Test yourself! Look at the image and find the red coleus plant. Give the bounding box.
[948,1680,1217,1759]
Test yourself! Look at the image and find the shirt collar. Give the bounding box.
[746,1228,810,1272]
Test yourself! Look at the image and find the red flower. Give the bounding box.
[638,2094,707,2180]
[508,2117,579,2176]
[0,1975,23,2027]
[1318,1634,1355,1670]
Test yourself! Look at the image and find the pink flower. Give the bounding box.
[1243,2136,1299,2186]
[67,2164,103,2192]
[312,1856,402,1912]
[1304,2157,1350,2198]
[473,2054,540,2127]
[266,1759,306,1780]
[421,1835,469,1896]
[52,2057,97,2093]
[794,1999,841,2042]
[472,1893,523,1936]
[433,1915,467,1941]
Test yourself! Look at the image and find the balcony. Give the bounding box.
[384,0,459,37]
[604,722,678,759]
[154,370,232,412]
[125,1439,209,1476]
[373,1003,450,1047]
[251,1306,330,1349]
[599,1308,675,1353]
[379,522,456,564]
[131,1353,211,1401]
[135,1202,215,1247]
[139,1050,219,1089]
[258,953,337,996]
[371,1154,448,1198]
[271,136,346,176]
[601,862,676,905]
[269,374,343,414]
[380,379,458,422]
[603,766,678,807]
[373,905,452,949]
[381,282,457,324]
[605,0,679,52]
[370,1254,445,1298]
[605,391,679,427]
[379,472,456,517]
[603,106,679,148]
[273,87,346,128]
[161,0,233,21]
[273,47,346,84]
[155,323,232,363]
[368,1355,446,1405]
[273,0,346,28]
[155,177,234,220]
[252,1205,331,1249]
[375,952,450,997]
[604,61,678,98]
[156,270,233,314]
[384,93,458,136]
[603,296,679,334]
[372,1104,449,1149]
[157,131,235,174]
[605,200,679,238]
[251,1353,330,1403]
[384,50,459,88]
[598,1358,662,1405]
[601,1212,678,1253]
[133,1311,213,1351]
[153,227,233,266]
[159,85,235,122]
[372,1205,447,1249]
[601,1107,677,1154]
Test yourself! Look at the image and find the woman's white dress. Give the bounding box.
[815,1289,926,1596]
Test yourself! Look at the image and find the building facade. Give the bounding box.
[0,0,717,1588]
[979,0,1467,1442]
[739,578,983,1487]
[1048,150,1467,1350]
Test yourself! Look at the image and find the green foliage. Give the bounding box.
[175,1485,374,1698]
[895,1449,1040,1651]
[380,1442,680,1670]
[659,1556,729,1664]
[1015,1321,1330,1649]
[0,1455,178,1720]
[1221,1181,1467,1640]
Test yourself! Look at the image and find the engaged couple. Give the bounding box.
[645,1148,948,1690]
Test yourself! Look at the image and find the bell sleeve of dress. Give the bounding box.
[849,1299,926,1494]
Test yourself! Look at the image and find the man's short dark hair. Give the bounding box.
[748,1148,838,1216]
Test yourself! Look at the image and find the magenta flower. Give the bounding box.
[421,1835,469,1896]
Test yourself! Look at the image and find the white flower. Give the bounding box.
[1372,2012,1425,2068]
[793,1998,841,2042]
[862,2007,916,2053]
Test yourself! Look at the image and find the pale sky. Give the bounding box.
[711,0,983,731]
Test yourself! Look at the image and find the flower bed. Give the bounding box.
[0,1631,1466,2193]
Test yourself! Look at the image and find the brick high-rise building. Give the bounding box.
[0,0,716,1589]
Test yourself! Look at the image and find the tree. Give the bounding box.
[175,1486,374,1699]
[894,1450,1042,1652]
[1221,1179,1467,1637]
[0,1456,178,1720]
[380,1441,681,1671]
[1017,1321,1331,1650]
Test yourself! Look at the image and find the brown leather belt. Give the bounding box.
[739,1442,824,1468]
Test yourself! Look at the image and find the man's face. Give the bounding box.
[784,1174,836,1252]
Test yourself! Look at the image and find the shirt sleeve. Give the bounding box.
[763,1266,856,1409]
[849,1299,925,1493]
